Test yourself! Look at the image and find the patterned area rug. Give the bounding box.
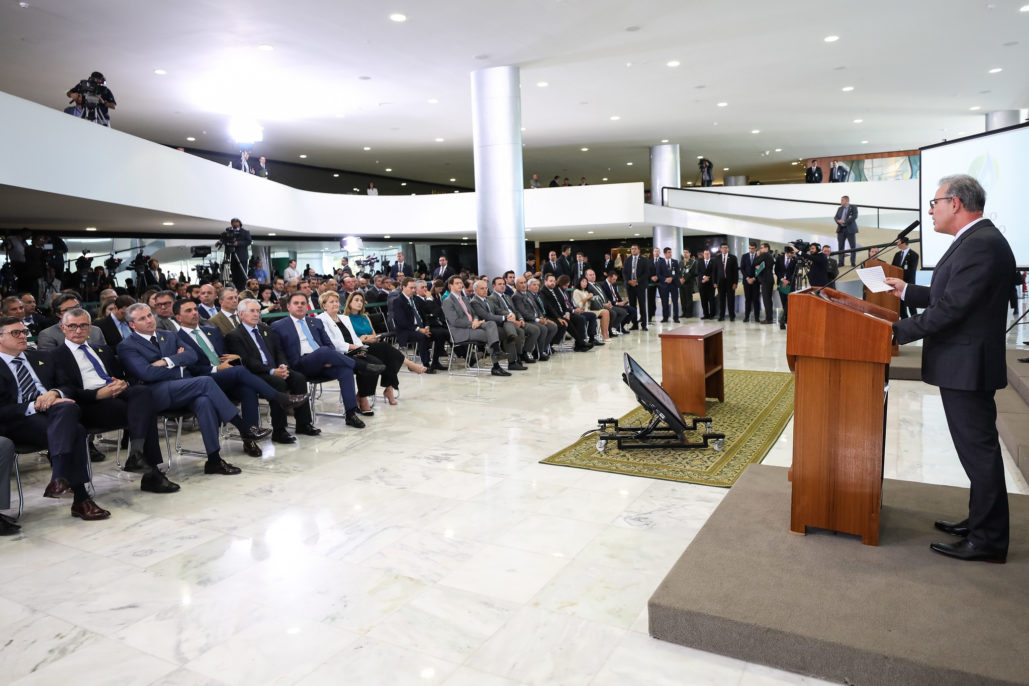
[540,370,794,488]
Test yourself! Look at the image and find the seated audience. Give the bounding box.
[440,275,510,376]
[469,280,525,370]
[512,276,557,360]
[37,294,106,349]
[540,274,591,351]
[573,275,611,342]
[557,274,600,344]
[388,277,447,371]
[206,286,241,335]
[258,286,278,312]
[412,280,451,371]
[97,294,136,346]
[490,276,540,363]
[153,290,178,331]
[586,269,628,336]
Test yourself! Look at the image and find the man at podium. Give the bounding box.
[885,174,1015,564]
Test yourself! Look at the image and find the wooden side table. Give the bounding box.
[658,324,724,416]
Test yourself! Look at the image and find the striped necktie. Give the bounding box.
[12,357,41,403]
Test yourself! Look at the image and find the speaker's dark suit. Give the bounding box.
[892,248,920,319]
[893,219,1014,552]
[621,254,652,327]
[50,342,163,467]
[0,349,90,485]
[225,323,312,430]
[270,315,357,410]
[656,257,681,321]
[117,330,241,455]
[177,326,282,429]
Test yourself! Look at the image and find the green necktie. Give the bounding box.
[192,329,219,366]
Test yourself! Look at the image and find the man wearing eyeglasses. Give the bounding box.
[0,315,111,521]
[36,294,106,349]
[885,174,1015,564]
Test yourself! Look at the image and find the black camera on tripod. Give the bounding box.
[75,250,93,272]
[130,252,150,273]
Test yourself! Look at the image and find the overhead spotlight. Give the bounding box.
[861,140,869,144]
[537,81,549,87]
[383,235,391,239]
[824,35,840,42]
[185,136,196,142]
[268,232,277,236]
[988,67,1003,73]
[666,60,681,67]
[153,69,167,75]
[751,129,760,134]
[427,98,439,104]
[389,13,407,22]
[400,182,407,186]
[299,154,307,158]
[661,139,669,143]
[385,168,392,172]
[717,102,728,107]
[435,137,445,142]
[587,231,595,234]
[841,86,854,92]
[697,155,704,159]
[626,162,633,166]
[723,167,729,171]
[775,147,782,152]
[258,44,274,51]
[853,119,863,124]
[969,106,981,111]
[363,146,372,150]
[610,115,620,121]
[85,227,97,231]
[791,161,799,165]
[332,173,340,177]
[602,177,608,181]
[450,177,456,182]
[581,147,589,152]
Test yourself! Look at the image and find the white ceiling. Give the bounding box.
[1,0,1027,192]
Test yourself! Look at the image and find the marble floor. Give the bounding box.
[3,305,1028,686]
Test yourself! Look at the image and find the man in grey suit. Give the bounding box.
[512,277,556,360]
[489,276,540,364]
[36,294,106,349]
[885,174,1014,564]
[441,276,510,377]
[834,195,859,266]
[470,280,526,370]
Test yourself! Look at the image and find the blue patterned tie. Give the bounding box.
[12,357,41,403]
[79,345,113,383]
[297,317,320,350]
[251,328,270,365]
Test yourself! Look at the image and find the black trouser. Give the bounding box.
[366,341,406,387]
[743,279,761,321]
[264,370,312,429]
[78,386,162,467]
[679,284,695,318]
[837,233,857,266]
[399,329,447,366]
[647,282,658,321]
[717,282,736,319]
[2,403,89,486]
[699,283,716,318]
[658,283,679,320]
[939,388,1008,551]
[626,284,648,326]
[566,313,588,343]
[759,279,774,322]
[353,352,385,398]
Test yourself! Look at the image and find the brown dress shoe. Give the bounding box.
[43,478,71,498]
[71,499,111,521]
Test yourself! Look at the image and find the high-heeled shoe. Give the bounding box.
[357,398,375,416]
[384,387,399,405]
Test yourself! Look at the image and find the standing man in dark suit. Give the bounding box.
[390,252,414,280]
[647,248,661,323]
[601,253,615,278]
[679,249,697,319]
[829,160,848,183]
[775,246,797,330]
[541,250,563,279]
[432,256,455,281]
[696,248,717,320]
[714,244,739,322]
[885,174,1014,563]
[891,238,920,319]
[805,159,823,183]
[834,195,859,266]
[557,246,574,280]
[754,243,775,325]
[657,247,681,323]
[571,252,590,284]
[740,242,760,323]
[0,316,111,521]
[621,244,652,330]
[142,259,167,290]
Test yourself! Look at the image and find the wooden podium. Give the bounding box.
[864,259,902,356]
[786,287,897,545]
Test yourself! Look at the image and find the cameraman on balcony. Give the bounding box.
[66,71,117,127]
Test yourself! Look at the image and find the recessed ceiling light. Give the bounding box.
[389,13,407,22]
[969,106,981,111]
[824,35,840,42]
[626,162,633,166]
[461,236,469,240]
[85,226,97,231]
[352,187,359,191]
[268,232,276,236]
[751,129,760,134]
[717,102,728,107]
[258,44,274,51]
[185,136,195,142]
[634,232,641,236]
[385,168,392,172]
[661,139,669,143]
[581,147,589,152]
[521,127,526,132]
[861,140,869,144]
[537,81,548,87]
[587,231,595,234]
[988,67,1003,74]
[333,173,340,178]
[383,235,391,239]
[610,115,620,121]
[625,61,632,67]
[775,147,782,152]
[1021,4,1029,11]
[435,137,444,142]
[686,181,693,185]
[299,154,307,158]
[723,167,729,171]
[18,1,29,7]
[697,155,704,159]
[450,178,456,182]
[363,146,371,151]
[427,98,439,104]
[153,69,167,75]
[666,60,681,67]
[602,177,608,181]
[400,182,407,186]
[841,86,854,92]
[853,119,863,124]
[791,162,799,166]
[162,221,175,226]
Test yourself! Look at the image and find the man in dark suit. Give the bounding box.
[389,252,414,280]
[834,195,859,266]
[657,247,681,323]
[217,218,252,290]
[805,159,823,183]
[117,304,269,475]
[601,253,615,277]
[50,308,178,493]
[0,315,112,521]
[754,243,775,324]
[571,252,590,284]
[174,299,307,451]
[892,238,920,319]
[470,280,525,370]
[142,259,167,290]
[886,174,1014,563]
[541,250,564,280]
[586,268,629,335]
[829,160,848,183]
[226,299,318,442]
[621,244,652,330]
[196,284,220,320]
[601,272,636,332]
[390,278,446,370]
[432,256,455,281]
[775,246,797,330]
[696,249,717,319]
[557,246,574,280]
[714,244,739,321]
[96,294,136,347]
[271,293,371,428]
[512,277,557,358]
[540,274,591,351]
[740,243,760,323]
[647,248,661,323]
[806,243,830,288]
[413,280,450,371]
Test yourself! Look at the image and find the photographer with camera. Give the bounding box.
[66,71,116,127]
[216,218,252,290]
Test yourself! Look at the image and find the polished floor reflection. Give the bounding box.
[3,314,1027,685]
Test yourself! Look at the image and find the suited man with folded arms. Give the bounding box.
[174,299,308,453]
[271,293,372,428]
[50,308,178,494]
[891,238,920,319]
[0,315,111,521]
[512,276,556,360]
[226,299,318,443]
[621,244,652,330]
[390,278,446,370]
[885,174,1015,564]
[441,275,510,376]
[471,279,525,370]
[117,303,270,475]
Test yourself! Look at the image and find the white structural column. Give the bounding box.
[650,144,682,253]
[985,110,1021,131]
[471,66,526,278]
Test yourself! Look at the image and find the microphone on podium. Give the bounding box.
[811,220,919,297]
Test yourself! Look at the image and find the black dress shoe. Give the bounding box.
[1018,357,1029,363]
[123,452,148,473]
[431,362,448,371]
[660,318,669,323]
[673,319,680,323]
[345,412,366,428]
[425,366,437,374]
[242,439,263,457]
[508,361,527,371]
[271,429,297,444]
[204,458,242,475]
[491,364,511,376]
[88,441,106,463]
[779,324,786,330]
[70,499,111,520]
[276,392,310,409]
[241,426,273,441]
[141,470,181,494]
[930,538,1006,563]
[295,424,322,436]
[640,326,648,331]
[537,353,550,362]
[0,517,19,536]
[743,317,750,323]
[43,478,71,498]
[934,519,970,537]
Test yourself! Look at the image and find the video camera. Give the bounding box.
[789,239,813,267]
[75,250,93,272]
[104,254,122,272]
[355,254,379,269]
[130,251,150,273]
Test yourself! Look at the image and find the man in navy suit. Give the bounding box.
[0,315,111,521]
[118,303,271,475]
[173,300,308,455]
[657,247,681,323]
[740,242,761,323]
[432,256,455,281]
[621,244,652,330]
[50,307,178,494]
[891,238,920,319]
[390,278,446,369]
[886,174,1014,563]
[601,272,635,332]
[389,252,414,280]
[271,293,371,428]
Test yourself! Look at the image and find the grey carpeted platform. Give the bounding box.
[649,464,1029,686]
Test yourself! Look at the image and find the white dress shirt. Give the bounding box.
[291,316,316,355]
[64,338,109,390]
